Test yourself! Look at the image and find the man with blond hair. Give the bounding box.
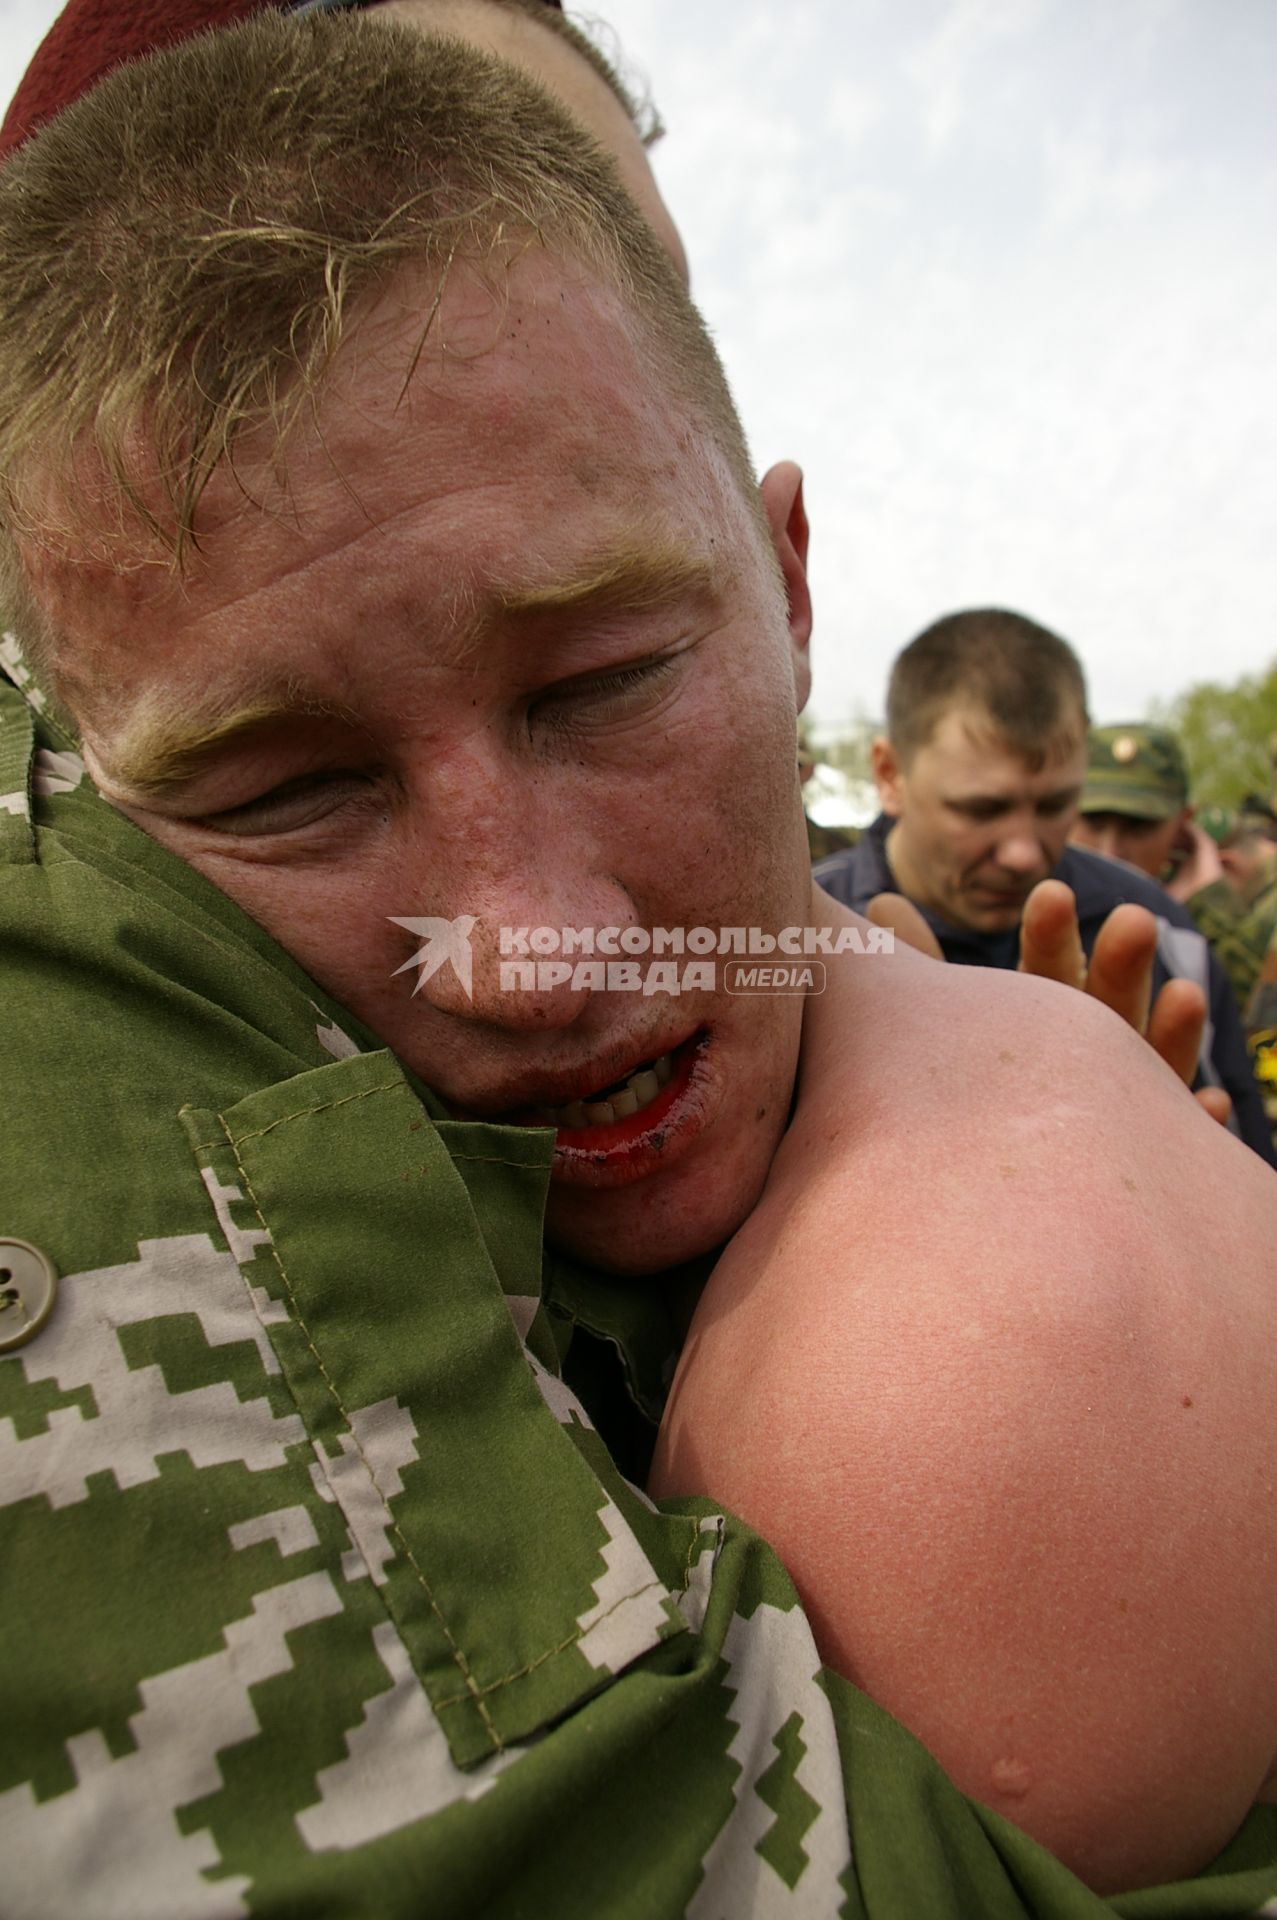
[2,12,1277,1919]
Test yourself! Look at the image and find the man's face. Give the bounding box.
[874,705,1086,933]
[1070,808,1187,882]
[36,257,812,1275]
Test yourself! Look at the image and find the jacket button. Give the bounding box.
[0,1239,59,1353]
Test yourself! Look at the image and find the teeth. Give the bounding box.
[542,1052,675,1131]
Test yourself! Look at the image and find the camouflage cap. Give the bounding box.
[1081,724,1189,821]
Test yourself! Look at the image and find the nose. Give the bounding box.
[390,913,601,1031]
[994,826,1049,877]
[390,759,635,1033]
[446,912,613,1031]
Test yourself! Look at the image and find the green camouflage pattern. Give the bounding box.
[5,664,1277,1917]
[1245,928,1277,1158]
[1189,866,1277,1015]
[1082,726,1189,821]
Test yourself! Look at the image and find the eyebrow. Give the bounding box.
[488,537,719,626]
[100,689,358,802]
[948,780,1083,810]
[100,537,720,800]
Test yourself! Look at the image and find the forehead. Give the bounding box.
[238,257,664,506]
[918,705,1086,789]
[40,251,756,722]
[213,254,733,595]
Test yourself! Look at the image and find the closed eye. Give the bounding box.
[190,770,380,837]
[532,652,684,731]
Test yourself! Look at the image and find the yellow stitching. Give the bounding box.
[216,1113,504,1752]
[192,1109,543,1168]
[431,1578,675,1707]
[201,1085,399,1152]
[433,1152,551,1170]
[679,1519,702,1596]
[223,1079,404,1147]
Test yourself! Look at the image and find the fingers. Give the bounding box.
[1194,1086,1234,1130]
[1128,973,1229,1133]
[862,880,1230,1134]
[866,881,1228,1136]
[1081,902,1157,1037]
[865,892,944,961]
[1145,975,1207,1086]
[1017,880,1087,989]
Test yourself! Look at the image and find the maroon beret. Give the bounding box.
[0,0,564,162]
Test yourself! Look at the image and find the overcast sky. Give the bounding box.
[1,0,1274,737]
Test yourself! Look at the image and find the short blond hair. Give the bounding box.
[0,12,749,671]
[477,0,662,142]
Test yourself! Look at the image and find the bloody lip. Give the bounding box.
[551,1032,710,1186]
[501,1030,711,1187]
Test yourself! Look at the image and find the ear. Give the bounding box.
[870,734,904,815]
[758,460,812,711]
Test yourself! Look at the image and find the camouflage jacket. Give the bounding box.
[1188,868,1277,1015]
[1245,929,1277,1156]
[4,670,1277,1918]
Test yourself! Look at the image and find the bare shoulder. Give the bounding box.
[652,937,1277,1891]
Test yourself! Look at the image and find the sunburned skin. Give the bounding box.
[651,886,1277,1895]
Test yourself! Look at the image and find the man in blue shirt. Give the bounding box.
[814,606,1273,1159]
